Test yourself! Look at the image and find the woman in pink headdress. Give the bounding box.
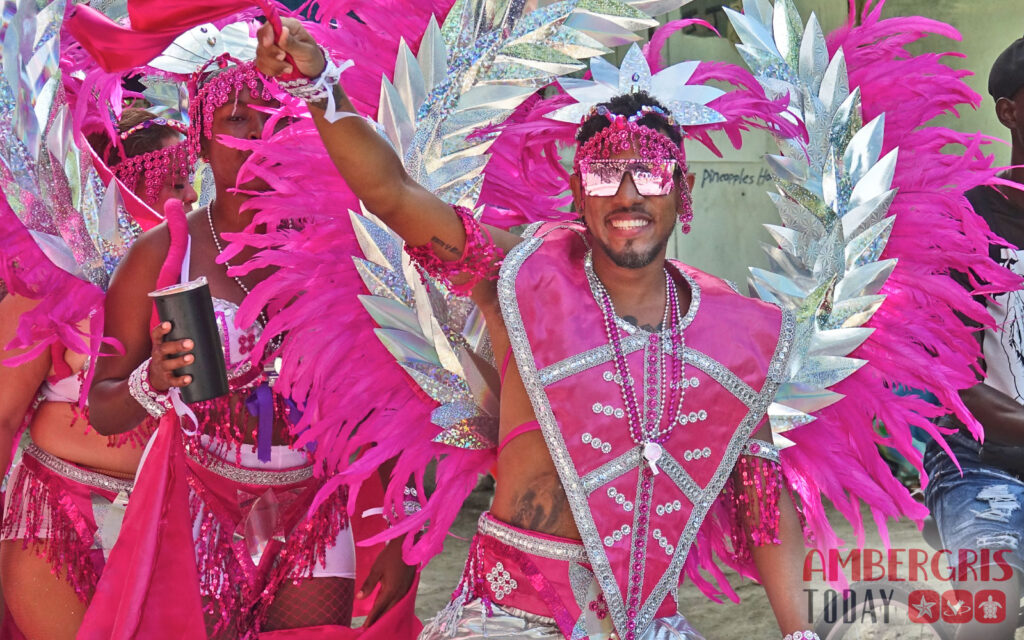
[0,108,195,640]
[82,61,418,640]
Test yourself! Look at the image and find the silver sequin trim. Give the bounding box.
[683,349,758,407]
[538,336,644,386]
[520,221,545,240]
[24,443,134,494]
[581,448,640,494]
[187,449,314,485]
[569,561,594,610]
[478,513,589,562]
[655,452,702,503]
[540,342,757,411]
[768,308,796,385]
[540,345,757,410]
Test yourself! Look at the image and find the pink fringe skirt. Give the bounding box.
[183,441,350,635]
[0,442,133,601]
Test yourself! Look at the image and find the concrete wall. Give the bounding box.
[637,0,1020,286]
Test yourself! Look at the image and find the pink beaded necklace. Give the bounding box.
[586,251,689,640]
[585,251,687,472]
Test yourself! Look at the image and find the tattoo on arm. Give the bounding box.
[430,236,462,259]
[622,315,663,333]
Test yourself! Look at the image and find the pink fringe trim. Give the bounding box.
[187,475,348,638]
[0,457,102,602]
[182,390,294,466]
[405,206,505,296]
[721,455,807,567]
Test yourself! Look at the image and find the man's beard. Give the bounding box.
[594,235,667,269]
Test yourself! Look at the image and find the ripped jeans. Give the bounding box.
[924,431,1024,579]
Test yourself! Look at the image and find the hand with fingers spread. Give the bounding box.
[357,537,418,627]
[255,18,325,80]
[148,321,194,391]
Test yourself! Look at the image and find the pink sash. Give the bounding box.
[78,413,204,639]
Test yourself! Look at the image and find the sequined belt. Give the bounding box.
[185,448,314,486]
[24,443,134,495]
[477,512,588,562]
[462,512,594,637]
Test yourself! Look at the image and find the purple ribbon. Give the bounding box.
[246,384,304,462]
[245,383,275,463]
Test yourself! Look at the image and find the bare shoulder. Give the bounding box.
[484,224,523,254]
[109,222,171,293]
[749,418,772,443]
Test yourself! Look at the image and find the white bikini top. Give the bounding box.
[39,343,88,404]
[40,370,83,403]
[181,236,263,388]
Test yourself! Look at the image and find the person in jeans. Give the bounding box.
[923,35,1024,640]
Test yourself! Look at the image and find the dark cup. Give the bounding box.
[148,277,229,404]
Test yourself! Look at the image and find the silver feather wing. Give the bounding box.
[0,0,141,288]
[725,0,897,447]
[379,0,691,207]
[360,0,690,448]
[351,205,499,449]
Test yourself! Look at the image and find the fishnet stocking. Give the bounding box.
[262,577,355,631]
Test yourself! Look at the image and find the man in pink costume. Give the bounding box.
[256,20,814,640]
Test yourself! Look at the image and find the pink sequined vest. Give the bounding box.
[498,223,792,638]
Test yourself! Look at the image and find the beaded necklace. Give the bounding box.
[206,201,285,368]
[584,251,687,472]
[586,250,690,640]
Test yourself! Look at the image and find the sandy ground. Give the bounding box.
[414,482,1024,640]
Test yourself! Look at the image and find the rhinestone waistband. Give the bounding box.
[478,512,589,563]
[186,448,315,486]
[24,443,135,494]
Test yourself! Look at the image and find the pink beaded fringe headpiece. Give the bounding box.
[113,142,190,207]
[186,56,274,161]
[574,106,694,232]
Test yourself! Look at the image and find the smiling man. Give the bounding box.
[256,18,815,640]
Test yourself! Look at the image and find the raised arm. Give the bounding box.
[254,20,519,305]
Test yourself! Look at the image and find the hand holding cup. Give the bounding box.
[149,278,229,404]
[148,322,194,391]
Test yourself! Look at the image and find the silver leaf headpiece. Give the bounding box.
[147,22,257,77]
[547,44,727,128]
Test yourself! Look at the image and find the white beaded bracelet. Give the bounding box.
[128,358,171,419]
[783,632,820,640]
[276,46,354,123]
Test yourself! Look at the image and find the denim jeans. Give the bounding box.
[923,431,1024,578]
